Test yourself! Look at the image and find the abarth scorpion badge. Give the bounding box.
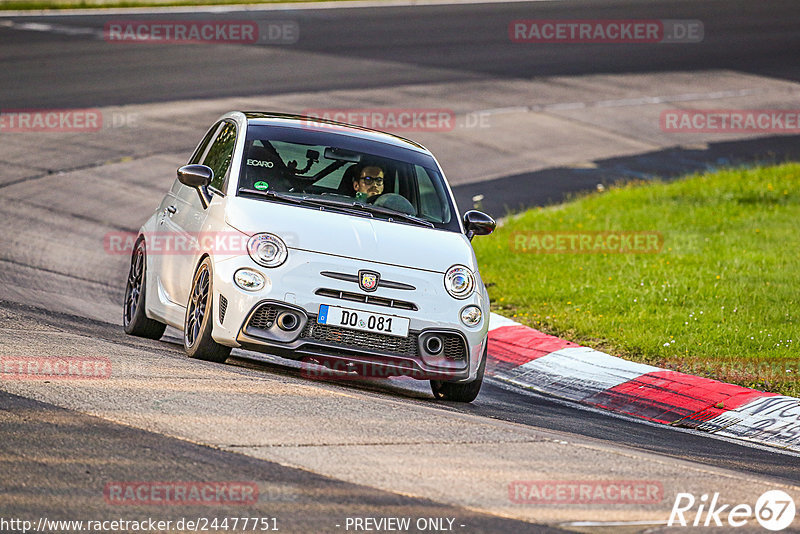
[359,270,380,292]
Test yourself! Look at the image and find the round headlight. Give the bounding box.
[444,265,475,299]
[460,305,482,327]
[234,268,265,291]
[247,233,287,268]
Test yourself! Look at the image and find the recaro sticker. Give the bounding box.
[247,159,274,168]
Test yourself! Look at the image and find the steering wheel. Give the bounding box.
[367,193,416,215]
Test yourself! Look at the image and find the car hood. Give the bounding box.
[224,196,475,273]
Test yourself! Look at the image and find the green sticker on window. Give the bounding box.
[254,181,269,191]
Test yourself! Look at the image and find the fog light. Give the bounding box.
[460,305,482,327]
[234,269,265,291]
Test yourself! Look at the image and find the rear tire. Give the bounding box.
[123,238,167,340]
[184,257,231,363]
[430,343,487,403]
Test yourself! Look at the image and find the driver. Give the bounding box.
[353,165,384,201]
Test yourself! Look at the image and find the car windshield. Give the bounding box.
[237,124,459,232]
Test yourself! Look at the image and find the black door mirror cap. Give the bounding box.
[177,164,213,188]
[463,210,496,240]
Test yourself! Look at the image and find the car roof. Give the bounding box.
[242,112,430,155]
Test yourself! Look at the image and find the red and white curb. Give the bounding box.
[486,313,800,452]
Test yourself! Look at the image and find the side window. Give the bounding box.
[202,121,237,193]
[189,123,220,164]
[415,165,451,223]
[172,123,221,195]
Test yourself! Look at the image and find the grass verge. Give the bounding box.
[474,162,799,397]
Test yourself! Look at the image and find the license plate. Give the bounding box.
[317,305,409,338]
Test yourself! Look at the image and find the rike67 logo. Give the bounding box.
[669,490,796,531]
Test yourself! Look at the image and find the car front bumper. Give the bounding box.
[209,249,489,382]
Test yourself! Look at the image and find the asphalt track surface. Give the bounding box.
[2,389,553,533]
[2,0,800,108]
[3,0,800,214]
[2,1,800,532]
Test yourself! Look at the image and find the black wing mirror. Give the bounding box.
[177,164,213,187]
[177,165,214,209]
[463,210,496,241]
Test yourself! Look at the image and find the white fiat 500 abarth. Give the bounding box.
[123,112,495,402]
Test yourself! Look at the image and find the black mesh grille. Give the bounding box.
[315,288,417,311]
[301,316,420,357]
[443,335,466,361]
[244,306,467,362]
[219,295,228,324]
[248,305,279,330]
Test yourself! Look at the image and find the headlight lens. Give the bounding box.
[444,265,475,299]
[247,233,287,268]
[234,268,265,291]
[460,305,482,327]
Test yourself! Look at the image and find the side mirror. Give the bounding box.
[177,164,213,188]
[463,210,496,241]
[177,164,213,208]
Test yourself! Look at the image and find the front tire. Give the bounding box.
[123,238,167,340]
[430,343,487,403]
[184,257,231,363]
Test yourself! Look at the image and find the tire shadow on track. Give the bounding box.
[0,297,435,402]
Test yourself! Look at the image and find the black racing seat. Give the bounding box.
[336,164,359,196]
[241,143,294,192]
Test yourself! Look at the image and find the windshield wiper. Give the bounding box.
[238,189,434,228]
[238,188,373,217]
[299,196,434,228]
[238,188,308,205]
[359,204,435,228]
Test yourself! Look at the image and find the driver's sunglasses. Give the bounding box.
[360,176,384,185]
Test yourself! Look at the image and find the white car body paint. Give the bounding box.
[137,111,492,384]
